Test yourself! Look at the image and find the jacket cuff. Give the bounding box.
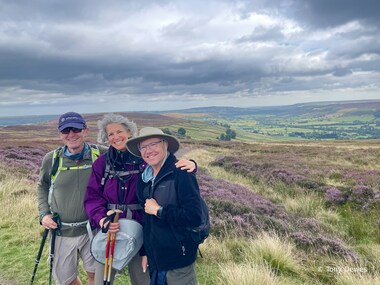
[190,159,198,174]
[139,244,146,256]
[39,210,51,224]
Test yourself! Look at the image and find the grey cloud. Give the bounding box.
[236,26,285,43]
[332,69,353,77]
[289,0,380,28]
[0,0,379,116]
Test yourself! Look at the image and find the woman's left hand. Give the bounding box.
[175,159,196,172]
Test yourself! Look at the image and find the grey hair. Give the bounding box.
[97,113,138,144]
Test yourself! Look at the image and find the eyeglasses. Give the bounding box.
[138,140,164,152]
[61,127,83,134]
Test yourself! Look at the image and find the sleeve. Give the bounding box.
[136,176,147,256]
[36,151,53,222]
[190,159,198,174]
[163,170,202,228]
[136,178,144,205]
[84,155,109,229]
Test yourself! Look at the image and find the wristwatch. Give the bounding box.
[156,206,163,218]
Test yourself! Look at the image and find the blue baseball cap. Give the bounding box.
[58,112,86,131]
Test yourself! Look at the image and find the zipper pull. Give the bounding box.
[182,245,186,256]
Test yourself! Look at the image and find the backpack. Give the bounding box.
[186,196,210,244]
[174,169,210,245]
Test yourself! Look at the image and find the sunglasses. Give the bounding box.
[61,127,83,134]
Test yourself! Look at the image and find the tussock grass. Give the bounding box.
[338,205,380,244]
[336,274,380,285]
[283,194,325,217]
[246,232,301,275]
[325,258,380,285]
[198,236,234,263]
[218,262,278,285]
[199,235,307,285]
[315,209,344,234]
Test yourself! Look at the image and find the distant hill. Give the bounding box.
[158,99,380,118]
[1,100,380,144]
[157,100,380,140]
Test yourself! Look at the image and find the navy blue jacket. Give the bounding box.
[137,153,202,271]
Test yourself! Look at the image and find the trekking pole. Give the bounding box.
[49,213,61,285]
[29,229,49,285]
[106,209,122,285]
[103,210,115,285]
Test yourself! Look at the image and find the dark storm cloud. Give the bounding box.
[289,0,380,28]
[0,0,379,116]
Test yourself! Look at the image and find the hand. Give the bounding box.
[108,221,120,233]
[41,214,57,230]
[100,217,119,233]
[144,198,160,216]
[99,217,106,228]
[175,159,196,173]
[142,255,148,273]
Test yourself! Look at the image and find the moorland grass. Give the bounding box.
[218,262,278,285]
[185,145,380,284]
[246,232,301,276]
[1,140,380,285]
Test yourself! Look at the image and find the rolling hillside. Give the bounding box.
[158,100,380,140]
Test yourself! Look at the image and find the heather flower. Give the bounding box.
[0,146,47,180]
[314,236,359,262]
[325,187,347,205]
[348,185,374,204]
[290,232,358,262]
[268,169,306,184]
[295,218,319,232]
[372,191,380,204]
[289,232,313,247]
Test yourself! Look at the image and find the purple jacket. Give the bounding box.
[84,147,145,230]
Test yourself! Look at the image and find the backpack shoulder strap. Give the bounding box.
[101,151,111,186]
[89,144,100,162]
[50,146,63,181]
[49,146,63,205]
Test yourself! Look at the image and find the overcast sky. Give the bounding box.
[0,0,379,116]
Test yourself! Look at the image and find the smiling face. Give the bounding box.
[106,123,132,151]
[59,127,89,154]
[139,137,168,175]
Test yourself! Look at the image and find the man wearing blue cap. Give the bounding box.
[37,112,107,285]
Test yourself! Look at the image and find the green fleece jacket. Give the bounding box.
[37,143,106,237]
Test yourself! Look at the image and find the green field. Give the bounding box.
[160,100,380,141]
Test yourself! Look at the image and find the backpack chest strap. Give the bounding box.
[108,169,141,178]
[107,203,143,219]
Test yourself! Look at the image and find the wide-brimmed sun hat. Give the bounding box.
[126,127,180,157]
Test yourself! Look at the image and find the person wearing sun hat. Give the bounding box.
[127,127,203,285]
[126,127,180,158]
